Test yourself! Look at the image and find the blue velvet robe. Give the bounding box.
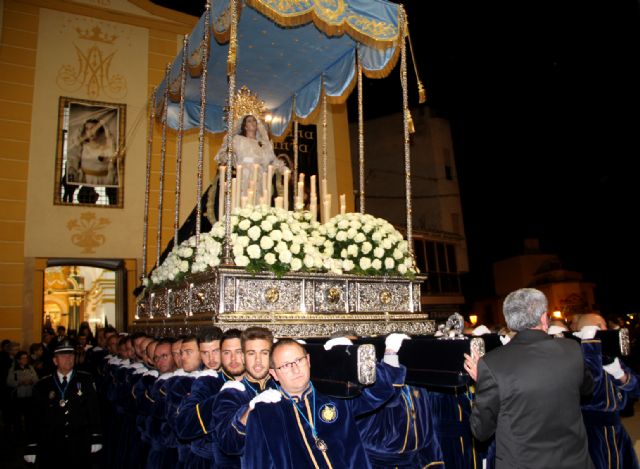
[165,372,197,465]
[581,339,640,469]
[356,384,444,468]
[426,384,483,469]
[175,373,225,469]
[212,375,277,465]
[242,362,405,469]
[146,373,178,469]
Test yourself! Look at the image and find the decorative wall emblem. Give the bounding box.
[57,25,127,99]
[67,212,110,253]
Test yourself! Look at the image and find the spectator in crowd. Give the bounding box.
[6,350,38,441]
[28,343,47,378]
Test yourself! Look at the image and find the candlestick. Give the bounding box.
[218,166,226,221]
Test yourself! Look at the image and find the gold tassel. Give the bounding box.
[227,43,236,75]
[418,80,426,104]
[407,110,415,134]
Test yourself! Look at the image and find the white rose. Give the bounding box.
[290,258,303,271]
[212,224,225,238]
[246,244,261,259]
[372,232,382,242]
[247,225,261,241]
[233,245,245,257]
[279,250,292,264]
[384,257,395,269]
[372,259,382,270]
[260,236,274,250]
[270,229,283,241]
[361,242,372,254]
[237,236,250,247]
[238,219,251,231]
[235,255,250,267]
[261,220,273,232]
[342,259,354,271]
[398,264,407,274]
[382,238,393,250]
[347,227,357,239]
[264,252,276,265]
[393,248,403,260]
[274,241,287,253]
[347,245,358,257]
[359,257,372,270]
[303,255,315,269]
[354,233,366,243]
[290,243,301,255]
[340,249,348,259]
[249,211,262,222]
[373,247,384,259]
[337,219,349,229]
[282,230,294,241]
[336,231,348,242]
[362,223,373,233]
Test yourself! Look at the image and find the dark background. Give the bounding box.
[153,0,640,315]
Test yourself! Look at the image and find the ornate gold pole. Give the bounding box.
[141,89,156,281]
[293,117,299,200]
[321,90,328,184]
[174,36,189,246]
[400,8,414,257]
[156,65,171,266]
[357,52,365,214]
[195,2,211,248]
[222,0,239,265]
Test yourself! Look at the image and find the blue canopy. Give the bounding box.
[154,0,402,137]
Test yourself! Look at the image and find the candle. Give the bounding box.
[267,165,274,202]
[218,166,226,221]
[247,188,255,206]
[283,169,290,211]
[310,194,317,222]
[297,181,304,210]
[231,177,237,211]
[241,195,248,208]
[251,164,259,196]
[274,196,283,210]
[310,175,316,197]
[323,197,331,223]
[236,164,243,203]
[262,172,268,206]
[340,194,346,215]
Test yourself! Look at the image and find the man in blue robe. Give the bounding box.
[241,337,406,468]
[575,314,640,469]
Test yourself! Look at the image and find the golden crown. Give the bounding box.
[76,26,117,44]
[228,86,266,123]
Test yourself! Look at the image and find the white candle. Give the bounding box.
[310,194,317,222]
[297,181,304,210]
[283,170,290,211]
[231,177,237,211]
[218,165,226,221]
[247,188,255,206]
[262,172,268,206]
[267,165,274,202]
[241,195,248,208]
[251,164,259,196]
[323,198,331,223]
[236,164,243,202]
[274,196,283,210]
[340,194,346,215]
[310,175,316,197]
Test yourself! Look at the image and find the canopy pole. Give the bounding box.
[141,89,156,282]
[320,88,328,221]
[400,8,414,258]
[222,0,239,265]
[293,118,299,201]
[174,35,189,246]
[156,65,171,266]
[357,51,365,214]
[195,2,211,248]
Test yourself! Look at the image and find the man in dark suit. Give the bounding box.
[464,288,594,468]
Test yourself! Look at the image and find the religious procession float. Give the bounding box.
[133,0,629,390]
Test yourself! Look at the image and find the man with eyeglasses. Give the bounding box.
[145,338,178,469]
[174,328,225,469]
[213,327,279,466]
[164,335,203,467]
[241,336,406,468]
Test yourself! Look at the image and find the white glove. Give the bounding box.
[249,388,282,410]
[324,337,353,351]
[220,380,246,393]
[603,358,626,380]
[574,325,599,340]
[434,330,444,337]
[295,339,307,345]
[547,325,567,336]
[472,325,491,336]
[385,333,411,353]
[24,455,36,464]
[91,444,102,453]
[143,370,159,378]
[499,335,511,345]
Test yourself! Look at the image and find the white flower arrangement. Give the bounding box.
[319,213,417,277]
[146,207,415,288]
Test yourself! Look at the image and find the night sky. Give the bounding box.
[389,0,640,314]
[155,0,640,315]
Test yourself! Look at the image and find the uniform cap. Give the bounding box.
[54,339,75,355]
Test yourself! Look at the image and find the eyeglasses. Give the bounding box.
[154,353,171,361]
[274,355,307,372]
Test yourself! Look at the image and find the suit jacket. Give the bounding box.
[470,329,594,469]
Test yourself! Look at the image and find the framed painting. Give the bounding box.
[54,97,126,207]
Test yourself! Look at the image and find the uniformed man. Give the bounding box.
[24,339,102,468]
[213,326,278,465]
[241,337,406,468]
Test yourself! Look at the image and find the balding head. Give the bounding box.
[577,313,607,331]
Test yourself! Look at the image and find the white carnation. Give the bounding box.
[278,250,292,264]
[247,225,261,241]
[372,259,382,270]
[398,264,407,274]
[336,231,348,242]
[235,255,250,267]
[290,258,303,271]
[264,252,276,265]
[361,242,372,254]
[260,220,273,231]
[270,229,283,241]
[384,257,395,269]
[238,219,251,231]
[359,257,372,270]
[342,259,354,271]
[260,236,274,250]
[373,247,385,259]
[347,245,358,257]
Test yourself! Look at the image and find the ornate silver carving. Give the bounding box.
[620,328,630,356]
[379,290,392,305]
[470,337,486,358]
[357,344,376,385]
